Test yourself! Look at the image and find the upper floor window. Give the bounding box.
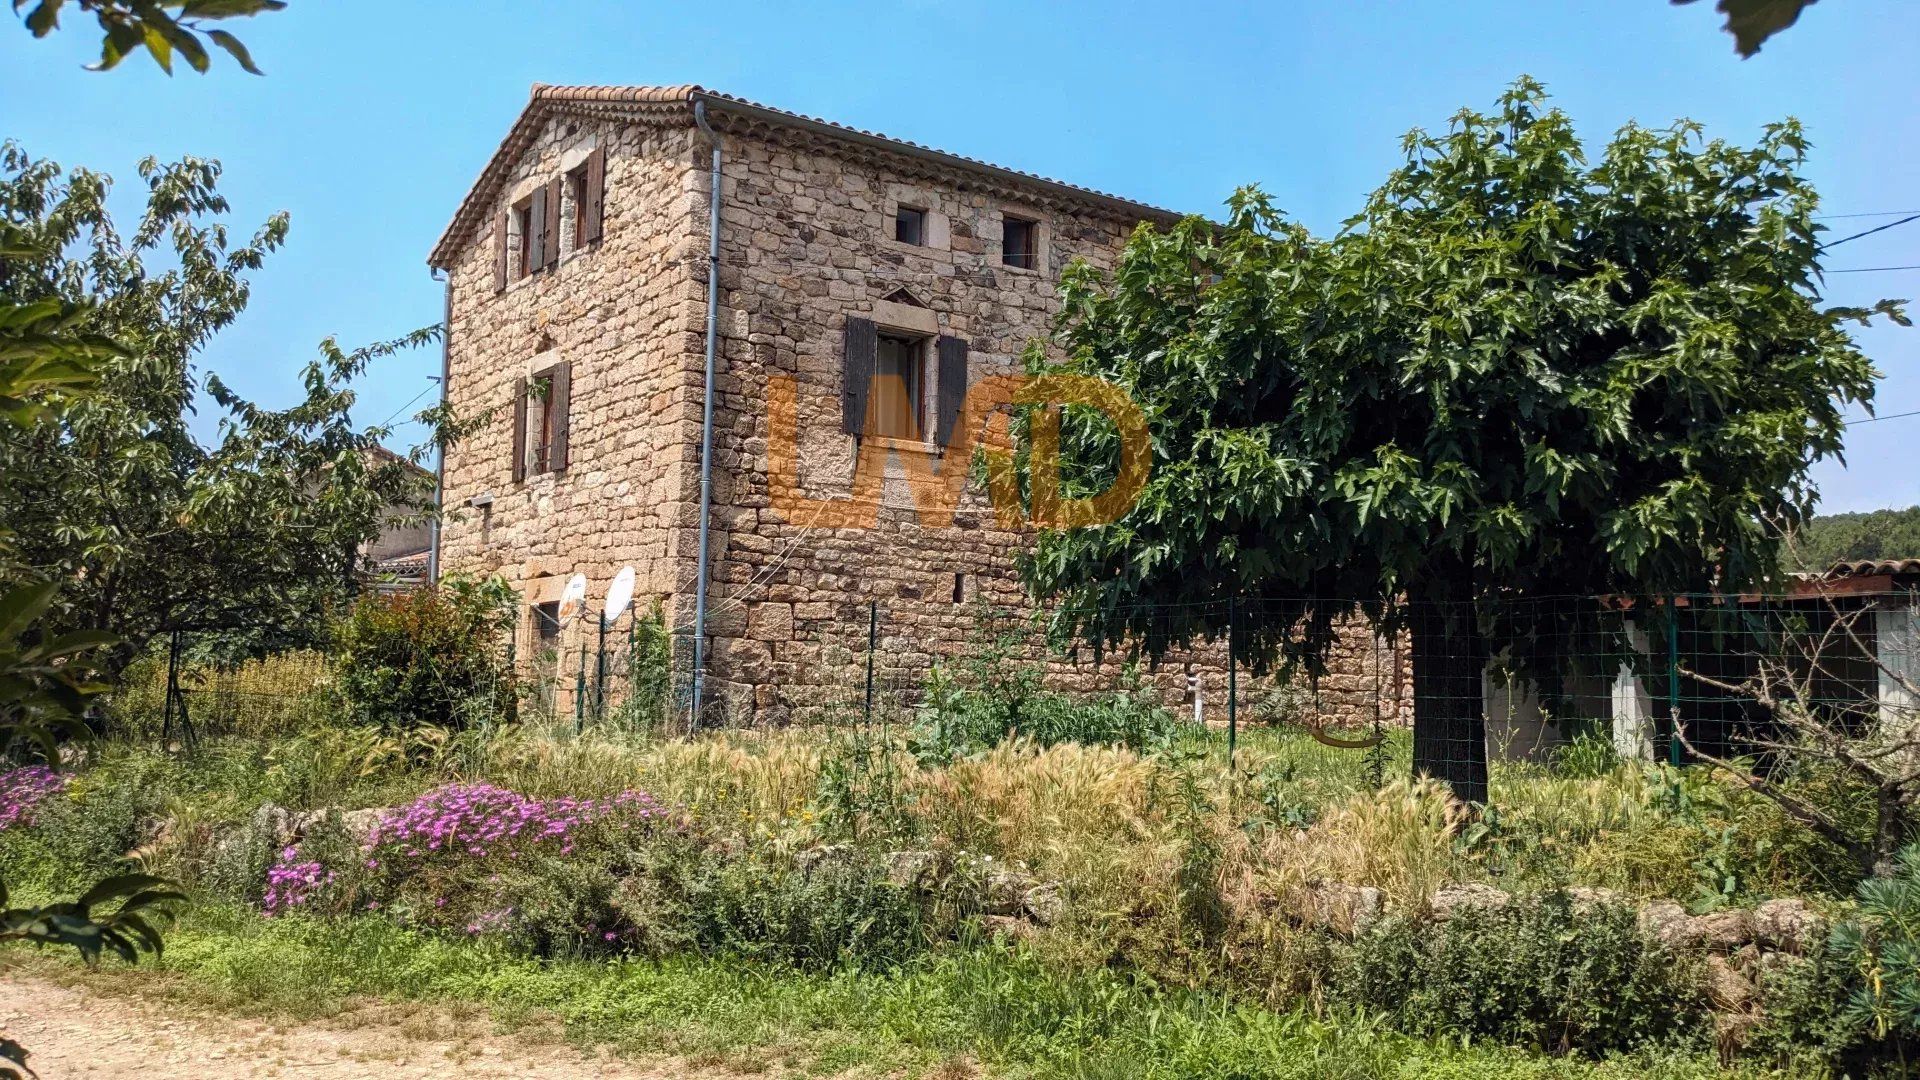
[871,333,925,439]
[511,360,571,481]
[570,146,606,250]
[895,205,927,246]
[512,196,535,279]
[1002,215,1038,270]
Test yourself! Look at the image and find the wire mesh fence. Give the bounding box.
[108,584,1920,809]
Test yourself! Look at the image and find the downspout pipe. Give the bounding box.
[427,267,451,585]
[690,96,723,723]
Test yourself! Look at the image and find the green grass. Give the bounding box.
[11,903,1769,1080]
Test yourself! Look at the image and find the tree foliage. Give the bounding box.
[1019,79,1901,798]
[1794,506,1920,570]
[1674,0,1819,57]
[0,142,447,670]
[10,0,282,74]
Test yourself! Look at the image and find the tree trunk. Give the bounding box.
[1872,786,1911,878]
[1408,589,1489,804]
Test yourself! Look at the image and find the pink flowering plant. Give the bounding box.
[0,765,68,832]
[262,782,672,950]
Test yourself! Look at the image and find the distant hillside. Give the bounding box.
[1792,506,1920,570]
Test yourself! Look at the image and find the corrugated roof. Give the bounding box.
[428,84,1181,269]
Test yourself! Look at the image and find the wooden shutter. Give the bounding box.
[544,177,562,270]
[493,212,508,293]
[528,185,548,272]
[842,316,877,435]
[935,335,968,449]
[583,146,606,245]
[548,361,572,471]
[511,376,528,482]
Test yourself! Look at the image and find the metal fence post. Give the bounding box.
[574,640,587,734]
[1227,596,1238,767]
[1667,598,1683,767]
[594,613,608,725]
[864,599,878,725]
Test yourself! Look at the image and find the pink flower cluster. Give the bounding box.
[366,783,668,861]
[0,766,68,832]
[263,846,334,914]
[261,783,667,917]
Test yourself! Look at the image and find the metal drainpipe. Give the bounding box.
[427,267,451,585]
[690,97,723,723]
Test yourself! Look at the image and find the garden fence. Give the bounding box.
[115,584,1920,809]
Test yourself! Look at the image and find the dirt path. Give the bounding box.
[0,972,723,1079]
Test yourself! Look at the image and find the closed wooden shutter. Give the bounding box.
[544,177,562,270]
[583,146,606,245]
[548,361,572,471]
[842,316,877,435]
[493,212,508,293]
[528,185,548,272]
[511,375,528,482]
[935,335,968,449]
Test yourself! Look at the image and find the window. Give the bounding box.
[512,360,571,481]
[512,197,534,279]
[1002,215,1037,270]
[895,205,927,246]
[529,372,557,473]
[533,601,562,653]
[871,334,924,439]
[568,166,589,249]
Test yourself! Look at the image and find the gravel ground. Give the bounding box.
[0,971,734,1079]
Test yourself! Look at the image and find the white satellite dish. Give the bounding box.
[556,572,588,624]
[603,566,636,627]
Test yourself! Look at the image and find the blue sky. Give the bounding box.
[3,0,1916,512]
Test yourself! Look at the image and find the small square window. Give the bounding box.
[895,206,927,246]
[533,601,563,652]
[1002,216,1037,270]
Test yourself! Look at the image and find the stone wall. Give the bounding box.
[438,103,1411,730]
[438,110,705,680]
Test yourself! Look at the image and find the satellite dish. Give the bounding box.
[556,573,588,624]
[603,566,636,627]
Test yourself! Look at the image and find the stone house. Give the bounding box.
[426,84,1407,726]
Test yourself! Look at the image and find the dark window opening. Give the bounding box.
[533,600,562,652]
[871,334,924,439]
[952,572,966,604]
[1002,216,1037,270]
[895,206,927,246]
[512,198,534,278]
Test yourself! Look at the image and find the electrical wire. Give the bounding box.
[1845,409,1920,427]
[1821,214,1920,251]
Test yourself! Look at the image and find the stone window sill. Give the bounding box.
[863,435,941,458]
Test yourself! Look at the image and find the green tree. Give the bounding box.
[1018,80,1901,802]
[1794,506,1920,569]
[0,142,445,673]
[11,0,282,73]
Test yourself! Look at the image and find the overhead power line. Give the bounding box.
[1828,265,1920,274]
[1822,214,1920,251]
[1845,409,1920,427]
[1817,210,1920,220]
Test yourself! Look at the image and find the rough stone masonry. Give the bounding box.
[428,85,1410,731]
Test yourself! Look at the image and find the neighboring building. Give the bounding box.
[425,84,1408,723]
[360,446,434,593]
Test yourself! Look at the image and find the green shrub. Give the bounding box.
[333,574,516,732]
[1340,893,1703,1056]
[1829,843,1920,1061]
